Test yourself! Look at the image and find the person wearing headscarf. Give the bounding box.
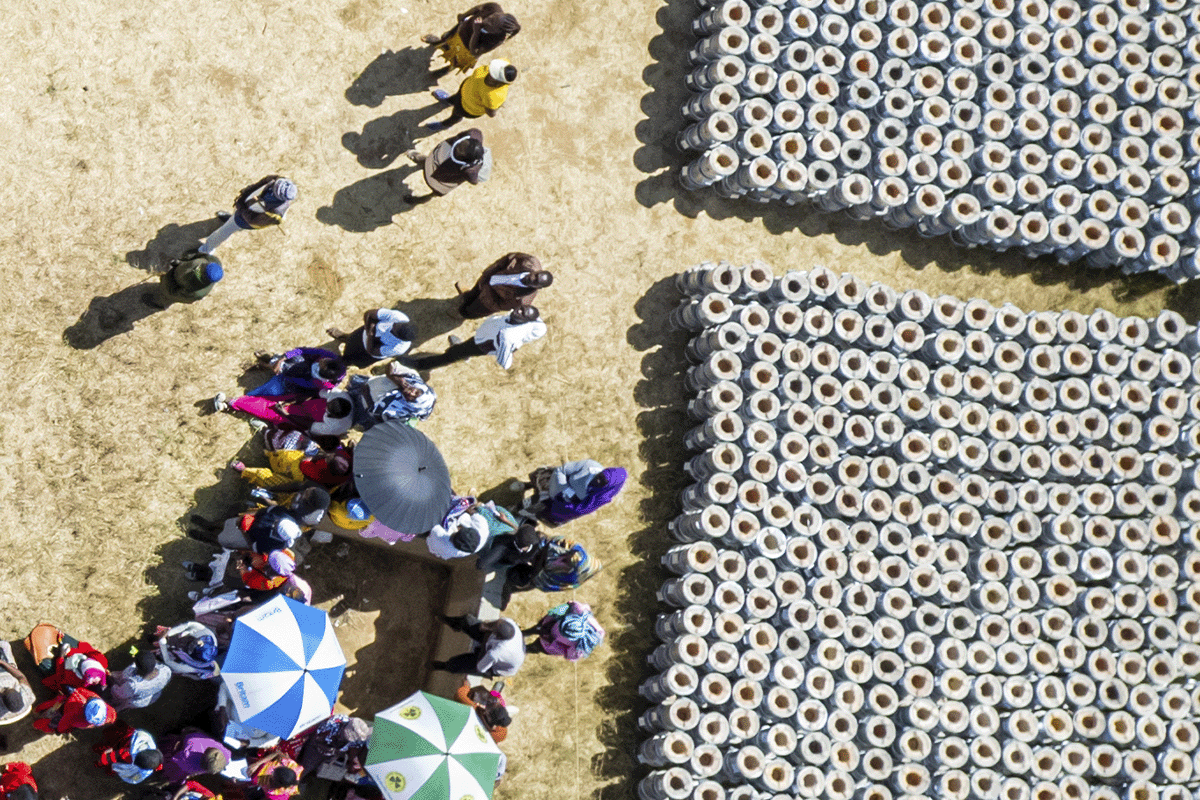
[238,549,297,592]
[525,601,605,662]
[327,309,418,368]
[154,622,220,680]
[404,128,492,203]
[540,465,628,525]
[32,688,116,734]
[0,643,34,726]
[347,366,437,428]
[41,636,108,694]
[453,678,510,742]
[93,722,162,784]
[457,252,553,318]
[199,175,297,254]
[0,762,37,800]
[426,60,517,130]
[108,649,172,711]
[422,3,520,73]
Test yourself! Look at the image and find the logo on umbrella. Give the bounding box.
[386,772,406,791]
[400,705,422,720]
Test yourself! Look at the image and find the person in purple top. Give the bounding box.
[536,462,627,525]
[213,348,346,411]
[157,728,231,784]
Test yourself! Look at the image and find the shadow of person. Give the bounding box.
[316,166,421,232]
[589,277,692,800]
[390,297,465,348]
[342,102,443,169]
[346,47,445,107]
[62,281,172,350]
[125,217,223,272]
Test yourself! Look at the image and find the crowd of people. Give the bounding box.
[3,6,631,798]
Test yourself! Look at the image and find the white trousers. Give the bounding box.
[198,215,246,254]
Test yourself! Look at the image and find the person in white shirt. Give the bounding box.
[426,513,490,559]
[431,617,526,677]
[410,306,545,371]
[327,308,418,368]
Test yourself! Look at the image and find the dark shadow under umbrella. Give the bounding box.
[353,421,453,533]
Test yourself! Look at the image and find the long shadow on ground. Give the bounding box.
[631,0,1200,315]
[125,217,222,272]
[63,281,167,350]
[346,47,444,108]
[343,104,442,170]
[591,276,692,800]
[317,165,422,232]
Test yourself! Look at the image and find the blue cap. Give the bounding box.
[203,263,224,283]
[347,498,370,520]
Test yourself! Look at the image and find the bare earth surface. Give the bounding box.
[2,0,1199,798]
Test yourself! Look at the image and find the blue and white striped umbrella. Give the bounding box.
[220,595,346,739]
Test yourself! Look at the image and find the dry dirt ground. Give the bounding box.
[3,0,1200,798]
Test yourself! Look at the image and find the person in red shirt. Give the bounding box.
[42,638,108,694]
[0,762,37,800]
[32,689,116,734]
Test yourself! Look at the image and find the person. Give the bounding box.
[430,616,525,677]
[525,601,605,661]
[41,635,108,694]
[530,462,628,525]
[238,549,296,592]
[169,781,220,800]
[476,522,546,574]
[188,505,303,554]
[93,722,163,784]
[226,390,355,438]
[32,688,116,734]
[233,447,351,490]
[145,251,224,308]
[409,306,545,371]
[108,649,172,711]
[157,728,231,784]
[427,59,517,130]
[347,365,437,427]
[154,621,220,680]
[457,252,553,318]
[247,751,303,800]
[216,348,345,407]
[0,763,36,800]
[453,678,510,742]
[293,715,371,779]
[426,513,489,560]
[327,309,418,368]
[0,643,34,726]
[404,129,491,204]
[199,176,297,254]
[422,3,520,73]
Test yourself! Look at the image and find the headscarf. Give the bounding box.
[84,697,110,726]
[266,178,298,203]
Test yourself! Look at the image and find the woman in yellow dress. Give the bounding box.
[423,3,520,73]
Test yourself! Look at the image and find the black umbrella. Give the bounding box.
[353,421,453,533]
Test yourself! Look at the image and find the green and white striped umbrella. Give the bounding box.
[366,690,502,800]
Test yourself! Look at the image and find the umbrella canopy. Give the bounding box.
[353,420,453,533]
[220,595,346,739]
[366,691,502,800]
